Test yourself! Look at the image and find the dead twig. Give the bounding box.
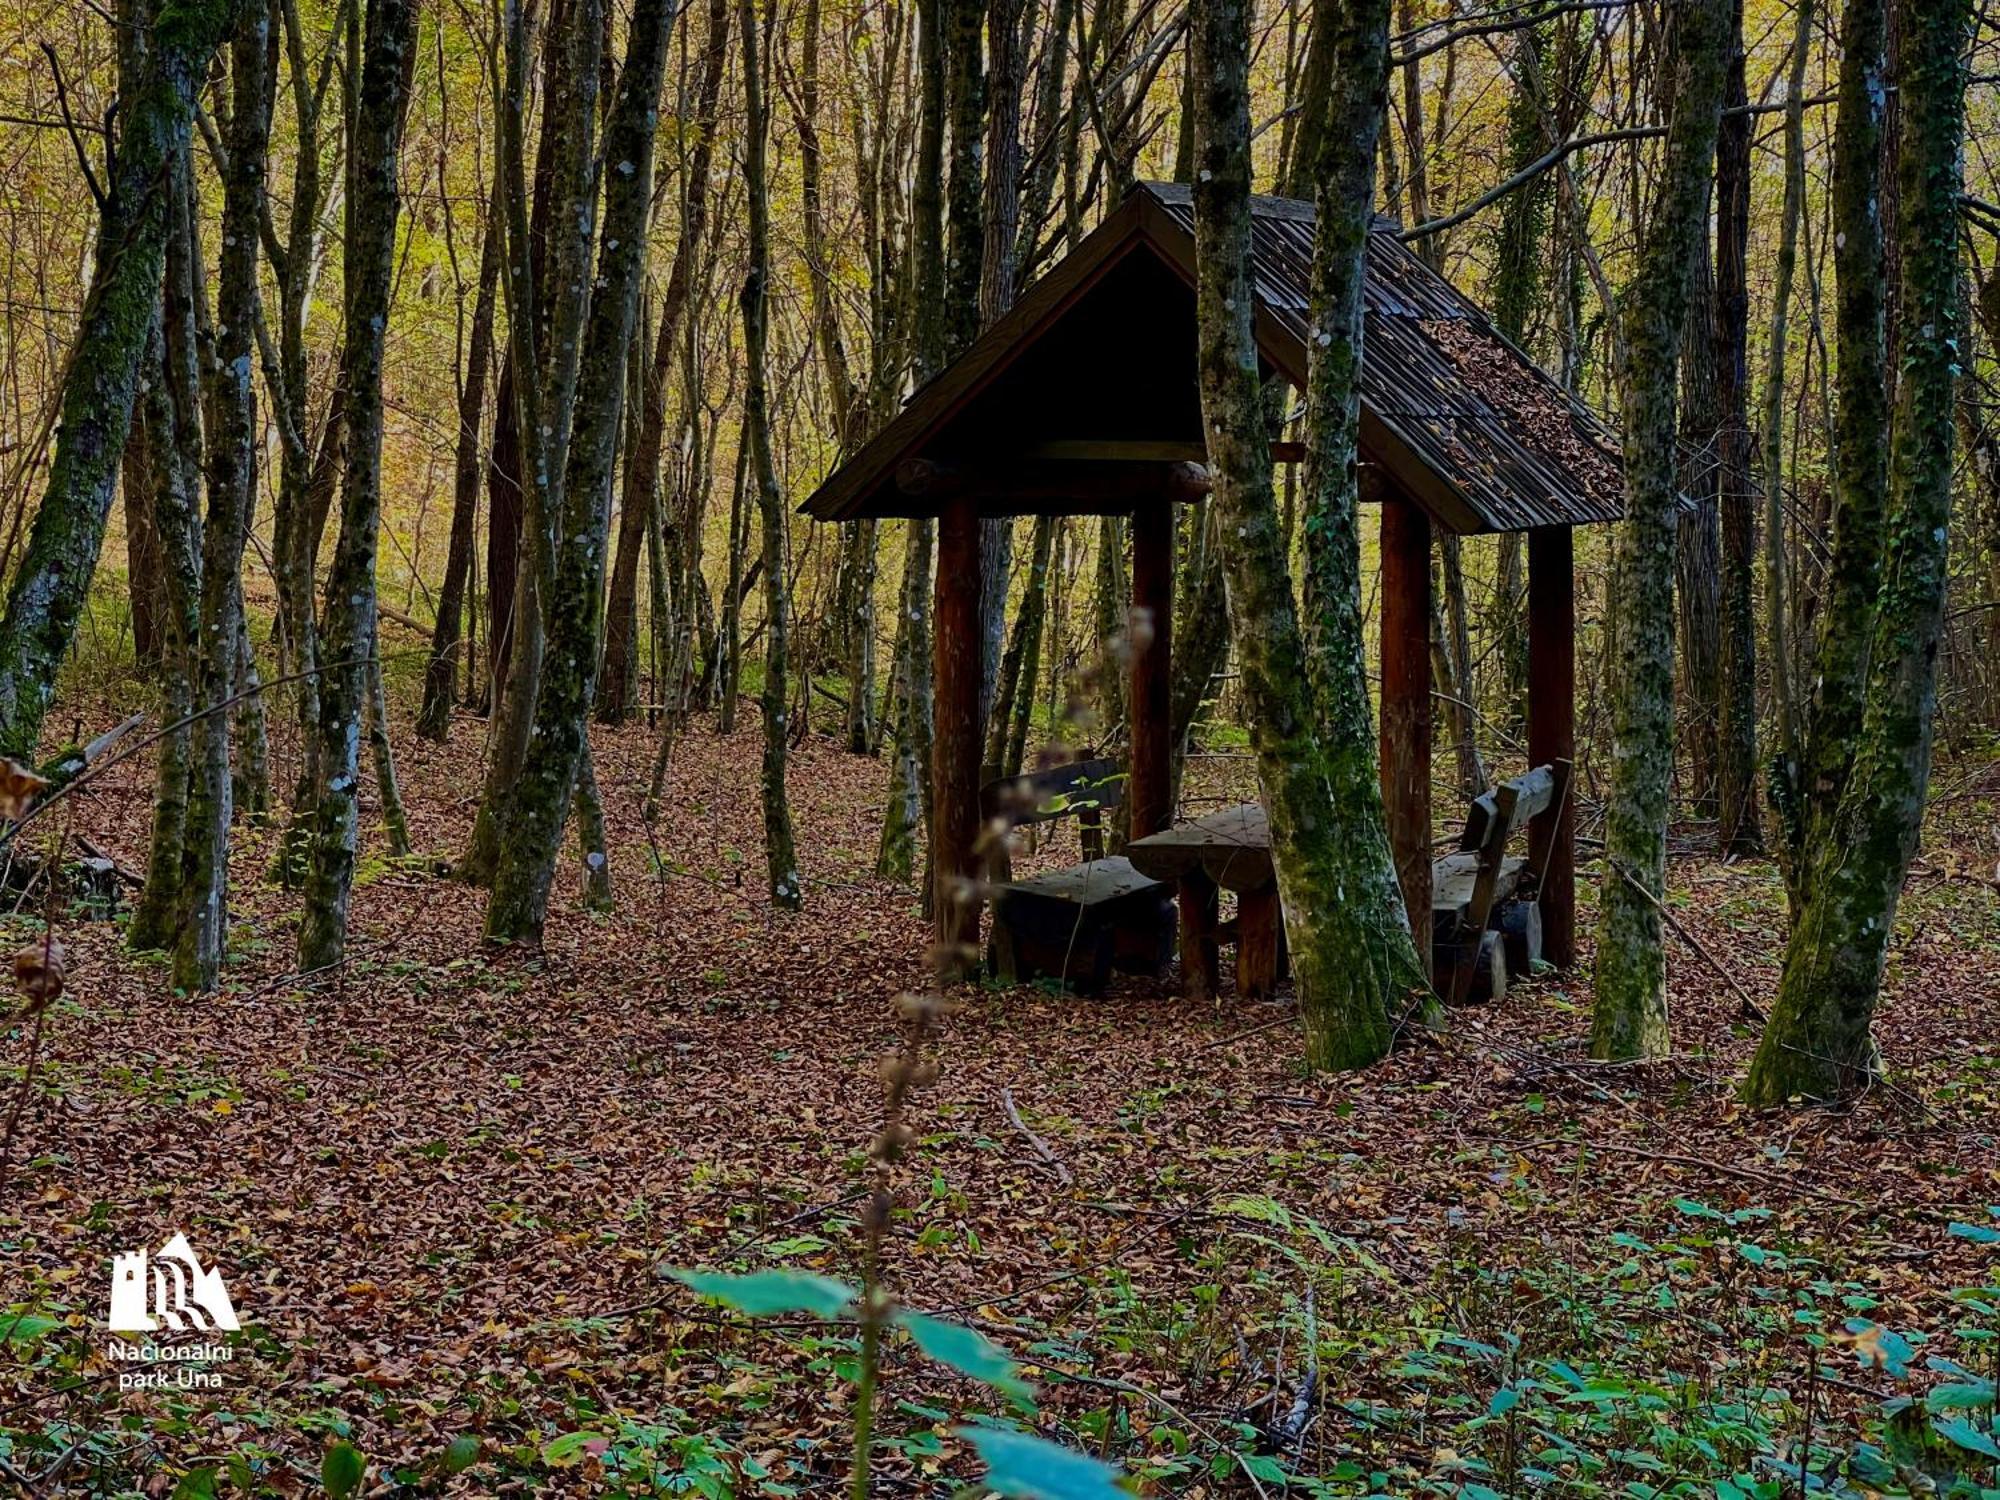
[999,1085,1073,1186]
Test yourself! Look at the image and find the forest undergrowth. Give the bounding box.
[0,674,1996,1496]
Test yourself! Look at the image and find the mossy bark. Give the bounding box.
[1743,0,1969,1106]
[1190,0,1417,1072]
[1588,0,1729,1061]
[129,317,201,956]
[1783,0,1888,909]
[299,0,416,969]
[178,1,270,992]
[483,0,675,942]
[0,0,235,760]
[1290,0,1432,1060]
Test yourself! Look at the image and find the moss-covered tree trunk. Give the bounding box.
[0,0,235,760]
[484,0,676,942]
[129,313,202,955]
[464,0,600,884]
[1779,0,1888,910]
[1190,0,1420,1072]
[1588,0,1729,1061]
[298,0,416,969]
[1743,0,1969,1106]
[264,0,341,884]
[176,2,270,991]
[1292,0,1433,1061]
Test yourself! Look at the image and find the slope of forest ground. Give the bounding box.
[2,682,1998,1496]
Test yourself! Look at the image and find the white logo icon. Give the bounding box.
[109,1233,239,1334]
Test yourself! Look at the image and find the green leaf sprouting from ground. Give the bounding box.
[897,1309,1035,1404]
[671,1268,857,1319]
[958,1424,1129,1500]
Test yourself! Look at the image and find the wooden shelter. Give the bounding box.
[801,181,1623,980]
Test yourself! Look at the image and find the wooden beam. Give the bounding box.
[1527,525,1576,969]
[895,457,1212,512]
[1128,499,1173,840]
[1379,494,1433,975]
[1020,439,1307,465]
[933,495,985,973]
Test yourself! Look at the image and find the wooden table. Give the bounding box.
[1125,803,1284,1001]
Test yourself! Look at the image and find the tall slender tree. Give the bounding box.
[1589,0,1731,1060]
[741,0,803,909]
[298,0,418,968]
[178,0,273,991]
[484,0,679,942]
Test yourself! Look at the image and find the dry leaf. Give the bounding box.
[0,757,50,821]
[12,935,65,1009]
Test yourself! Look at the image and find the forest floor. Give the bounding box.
[1,681,1997,1497]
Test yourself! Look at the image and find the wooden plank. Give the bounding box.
[1128,500,1174,840]
[995,856,1164,904]
[1527,526,1576,969]
[1380,495,1433,975]
[933,495,985,971]
[1126,803,1275,892]
[1432,853,1525,920]
[1457,763,1558,851]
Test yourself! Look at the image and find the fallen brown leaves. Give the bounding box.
[0,696,1994,1492]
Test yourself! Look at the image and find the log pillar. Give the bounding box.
[1379,495,1432,973]
[1527,525,1576,969]
[933,495,985,972]
[1128,499,1174,841]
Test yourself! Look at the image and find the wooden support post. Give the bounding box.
[1128,499,1174,841]
[1236,883,1282,1002]
[1527,525,1576,969]
[933,495,985,972]
[1178,870,1219,1002]
[1379,495,1433,973]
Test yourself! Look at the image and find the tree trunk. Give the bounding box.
[598,0,731,724]
[1675,230,1722,819]
[484,0,676,941]
[128,314,200,956]
[123,412,167,670]
[420,185,503,741]
[1785,0,1889,910]
[177,2,271,992]
[985,512,1052,780]
[299,0,418,969]
[0,0,232,758]
[1589,0,1730,1061]
[740,0,802,910]
[1710,0,1759,857]
[1743,0,1968,1106]
[1759,0,1812,819]
[1191,0,1420,1072]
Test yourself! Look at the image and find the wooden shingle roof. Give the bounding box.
[799,180,1623,535]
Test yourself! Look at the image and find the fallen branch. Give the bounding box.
[999,1086,1073,1186]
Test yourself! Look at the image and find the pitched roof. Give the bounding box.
[798,180,1623,535]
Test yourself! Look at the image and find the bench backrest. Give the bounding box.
[980,758,1123,862]
[1441,759,1570,1004]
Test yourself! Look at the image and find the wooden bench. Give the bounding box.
[1432,760,1571,1004]
[983,759,1173,993]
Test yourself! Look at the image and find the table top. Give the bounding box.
[1125,802,1274,891]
